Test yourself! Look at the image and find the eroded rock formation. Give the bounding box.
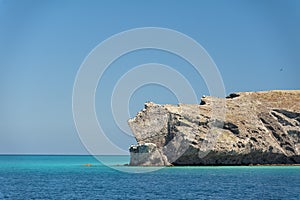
[128,90,300,166]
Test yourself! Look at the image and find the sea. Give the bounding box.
[0,155,299,200]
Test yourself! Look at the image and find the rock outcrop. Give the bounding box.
[128,90,300,166]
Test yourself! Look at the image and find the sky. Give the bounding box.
[0,0,299,155]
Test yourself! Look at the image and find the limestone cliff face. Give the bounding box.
[128,90,300,166]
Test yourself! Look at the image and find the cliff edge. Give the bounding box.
[128,90,300,166]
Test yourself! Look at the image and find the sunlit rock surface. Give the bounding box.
[128,90,300,166]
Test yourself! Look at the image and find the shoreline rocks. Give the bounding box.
[128,90,300,166]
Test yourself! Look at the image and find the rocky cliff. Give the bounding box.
[128,90,300,166]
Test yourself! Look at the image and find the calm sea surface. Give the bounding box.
[0,155,299,199]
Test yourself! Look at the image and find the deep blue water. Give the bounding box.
[0,155,299,200]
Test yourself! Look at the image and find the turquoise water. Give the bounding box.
[0,156,299,199]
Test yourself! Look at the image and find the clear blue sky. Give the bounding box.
[0,0,299,154]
